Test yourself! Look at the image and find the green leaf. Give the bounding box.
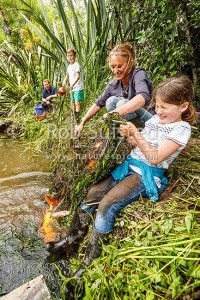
[146,291,155,300]
[120,220,125,227]
[160,218,173,234]
[185,212,193,233]
[134,240,142,246]
[83,280,92,299]
[191,265,200,279]
[170,62,175,70]
[173,226,186,232]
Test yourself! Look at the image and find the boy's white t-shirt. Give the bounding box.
[67,62,84,92]
[130,115,191,169]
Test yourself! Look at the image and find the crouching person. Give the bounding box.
[42,79,57,109]
[46,76,196,276]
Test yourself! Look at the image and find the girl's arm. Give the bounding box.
[126,136,137,147]
[120,122,181,165]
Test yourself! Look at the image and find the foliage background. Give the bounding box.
[0,0,199,299]
[0,0,199,117]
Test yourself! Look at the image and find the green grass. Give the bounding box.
[64,136,200,300]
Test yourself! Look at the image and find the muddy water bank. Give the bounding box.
[0,137,70,298]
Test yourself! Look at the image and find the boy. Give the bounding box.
[62,49,84,121]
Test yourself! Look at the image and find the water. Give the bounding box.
[0,137,71,298]
[0,138,50,228]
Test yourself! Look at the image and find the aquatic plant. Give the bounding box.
[49,113,130,210]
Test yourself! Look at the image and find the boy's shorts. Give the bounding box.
[72,90,84,103]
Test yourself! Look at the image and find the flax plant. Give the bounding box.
[20,0,116,89]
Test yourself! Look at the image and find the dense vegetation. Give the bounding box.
[0,0,199,299]
[0,0,199,115]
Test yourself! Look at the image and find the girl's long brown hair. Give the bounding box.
[152,76,196,125]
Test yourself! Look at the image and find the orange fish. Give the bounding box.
[45,194,61,208]
[86,139,102,169]
[39,190,68,243]
[88,159,97,170]
[38,208,60,243]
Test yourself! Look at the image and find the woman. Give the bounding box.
[75,43,153,135]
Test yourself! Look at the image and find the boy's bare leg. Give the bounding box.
[75,101,80,122]
[75,101,80,113]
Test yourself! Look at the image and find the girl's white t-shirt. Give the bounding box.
[130,115,191,170]
[67,62,84,91]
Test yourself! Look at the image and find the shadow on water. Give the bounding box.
[0,225,74,299]
[0,137,76,299]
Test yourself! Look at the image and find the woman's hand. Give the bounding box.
[75,123,84,136]
[119,122,136,137]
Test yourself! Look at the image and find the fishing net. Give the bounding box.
[48,113,131,210]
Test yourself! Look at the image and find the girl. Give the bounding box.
[46,76,196,273]
[75,43,153,136]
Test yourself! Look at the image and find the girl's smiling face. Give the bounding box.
[155,97,189,124]
[109,55,129,81]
